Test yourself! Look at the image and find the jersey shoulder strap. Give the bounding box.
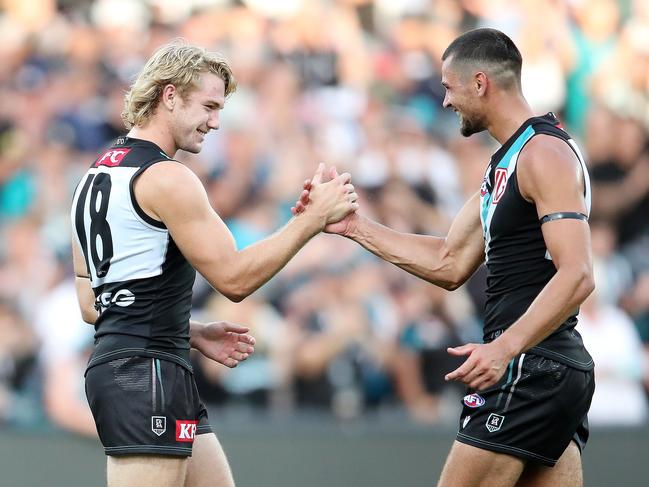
[528,113,591,211]
[92,137,174,169]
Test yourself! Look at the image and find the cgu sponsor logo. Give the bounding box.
[176,420,198,442]
[96,289,135,310]
[463,393,485,408]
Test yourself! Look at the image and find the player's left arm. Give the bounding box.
[500,135,595,353]
[445,135,594,390]
[71,236,98,325]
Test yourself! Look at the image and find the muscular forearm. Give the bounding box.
[213,215,323,301]
[346,215,462,290]
[497,265,595,356]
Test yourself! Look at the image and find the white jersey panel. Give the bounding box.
[73,165,170,288]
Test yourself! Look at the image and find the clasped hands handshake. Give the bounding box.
[288,163,511,391]
[290,163,360,235]
[196,164,358,370]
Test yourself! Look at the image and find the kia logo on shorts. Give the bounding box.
[463,393,485,408]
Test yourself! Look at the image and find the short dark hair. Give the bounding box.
[442,28,522,88]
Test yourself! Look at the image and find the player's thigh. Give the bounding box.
[185,432,235,487]
[437,440,525,487]
[515,441,583,487]
[107,455,188,487]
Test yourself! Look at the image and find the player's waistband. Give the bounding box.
[483,316,577,343]
[86,336,193,375]
[483,320,594,371]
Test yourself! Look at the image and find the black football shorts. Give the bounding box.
[85,356,212,457]
[455,352,595,467]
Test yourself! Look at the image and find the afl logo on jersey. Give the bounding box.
[463,393,485,408]
[480,176,489,197]
[492,167,508,204]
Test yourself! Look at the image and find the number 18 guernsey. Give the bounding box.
[71,137,196,372]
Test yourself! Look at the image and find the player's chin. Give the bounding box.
[460,120,484,137]
[182,141,203,154]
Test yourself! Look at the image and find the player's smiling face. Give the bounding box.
[171,72,225,154]
[441,57,487,137]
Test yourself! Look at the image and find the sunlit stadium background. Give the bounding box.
[1,0,648,485]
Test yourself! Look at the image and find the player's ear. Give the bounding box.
[475,72,488,97]
[161,84,178,111]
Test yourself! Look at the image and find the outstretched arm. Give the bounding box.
[445,135,595,390]
[292,170,484,290]
[341,192,485,290]
[135,162,358,302]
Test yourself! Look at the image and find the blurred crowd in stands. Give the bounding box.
[1,0,648,437]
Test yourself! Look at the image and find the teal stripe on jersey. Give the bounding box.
[481,125,536,254]
[498,125,536,170]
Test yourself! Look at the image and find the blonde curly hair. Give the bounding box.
[122,40,237,129]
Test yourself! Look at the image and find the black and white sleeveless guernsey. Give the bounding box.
[479,113,594,371]
[71,137,196,373]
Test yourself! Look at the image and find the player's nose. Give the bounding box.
[207,112,220,130]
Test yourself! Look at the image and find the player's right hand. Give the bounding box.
[303,163,359,227]
[290,179,312,215]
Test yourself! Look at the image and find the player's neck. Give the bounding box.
[486,95,534,146]
[127,122,178,157]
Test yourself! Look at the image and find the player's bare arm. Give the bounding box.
[343,192,485,290]
[135,161,357,302]
[445,135,594,390]
[294,179,485,291]
[71,236,98,325]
